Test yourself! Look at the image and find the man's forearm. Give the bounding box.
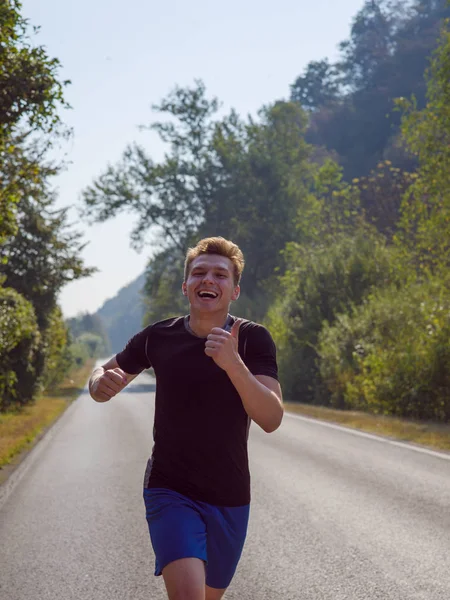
[226,360,283,433]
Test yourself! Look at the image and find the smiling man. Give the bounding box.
[88,237,283,600]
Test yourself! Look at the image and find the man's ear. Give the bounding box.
[231,285,240,301]
[182,282,187,296]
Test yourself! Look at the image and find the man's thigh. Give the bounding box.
[162,558,206,600]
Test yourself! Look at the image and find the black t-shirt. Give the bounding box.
[116,314,278,506]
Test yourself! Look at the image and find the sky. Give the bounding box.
[21,0,365,318]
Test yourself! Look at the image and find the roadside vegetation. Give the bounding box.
[2,1,450,471]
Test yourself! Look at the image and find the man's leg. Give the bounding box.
[205,584,227,600]
[203,503,249,595]
[162,557,206,600]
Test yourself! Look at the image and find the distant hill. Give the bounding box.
[94,273,146,353]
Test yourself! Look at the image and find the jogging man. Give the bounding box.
[88,237,283,600]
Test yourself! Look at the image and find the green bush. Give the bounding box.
[0,287,40,411]
[266,228,400,403]
[68,341,90,368]
[76,332,108,359]
[319,279,450,421]
[41,306,73,391]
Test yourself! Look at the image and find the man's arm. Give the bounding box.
[205,321,283,433]
[88,356,140,403]
[226,367,283,433]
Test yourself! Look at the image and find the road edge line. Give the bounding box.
[284,411,450,461]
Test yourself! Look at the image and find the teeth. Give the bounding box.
[198,291,217,298]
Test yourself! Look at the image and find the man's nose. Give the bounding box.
[202,272,214,283]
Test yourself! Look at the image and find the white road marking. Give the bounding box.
[284,411,450,461]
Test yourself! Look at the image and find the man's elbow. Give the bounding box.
[262,407,284,433]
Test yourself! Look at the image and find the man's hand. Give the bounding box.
[90,367,128,402]
[205,319,243,372]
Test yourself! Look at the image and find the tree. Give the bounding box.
[82,82,316,322]
[0,0,69,246]
[0,286,39,410]
[396,14,450,275]
[338,0,401,90]
[319,278,450,421]
[290,60,341,111]
[82,80,219,254]
[0,188,95,401]
[266,227,401,404]
[351,160,417,238]
[291,0,450,178]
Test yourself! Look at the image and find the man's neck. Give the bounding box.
[188,310,230,338]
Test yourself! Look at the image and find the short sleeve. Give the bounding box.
[116,326,152,374]
[241,323,278,381]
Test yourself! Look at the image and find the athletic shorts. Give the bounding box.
[143,487,250,589]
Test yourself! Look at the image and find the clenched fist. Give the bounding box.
[89,367,128,402]
[204,319,243,372]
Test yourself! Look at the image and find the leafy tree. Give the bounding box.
[82,82,315,322]
[0,0,69,246]
[266,227,400,403]
[82,80,219,253]
[338,0,401,90]
[319,278,450,421]
[292,0,450,178]
[0,188,95,401]
[396,14,450,275]
[41,305,71,390]
[76,332,108,359]
[290,60,341,111]
[0,286,39,410]
[350,160,417,238]
[1,192,94,327]
[66,312,111,354]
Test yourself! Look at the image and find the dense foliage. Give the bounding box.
[79,1,450,423]
[4,0,450,423]
[0,1,94,411]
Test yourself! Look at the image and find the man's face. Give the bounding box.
[182,254,240,313]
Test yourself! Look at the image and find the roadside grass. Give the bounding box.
[284,402,450,452]
[0,360,95,473]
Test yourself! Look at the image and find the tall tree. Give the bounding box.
[396,13,450,275]
[292,0,450,178]
[0,186,95,403]
[338,0,402,90]
[290,60,341,111]
[82,83,316,322]
[82,80,219,253]
[0,0,69,246]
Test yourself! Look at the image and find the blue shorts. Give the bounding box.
[143,487,250,589]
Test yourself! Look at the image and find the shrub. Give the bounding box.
[319,279,450,421]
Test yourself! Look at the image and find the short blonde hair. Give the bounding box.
[184,237,245,285]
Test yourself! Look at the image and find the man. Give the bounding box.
[88,237,283,600]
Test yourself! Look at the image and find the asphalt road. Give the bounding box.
[1,372,449,600]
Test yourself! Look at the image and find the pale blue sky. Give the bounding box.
[22,0,364,318]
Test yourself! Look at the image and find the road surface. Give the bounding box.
[0,372,449,599]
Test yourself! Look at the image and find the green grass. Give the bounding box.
[284,402,450,452]
[0,360,95,471]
